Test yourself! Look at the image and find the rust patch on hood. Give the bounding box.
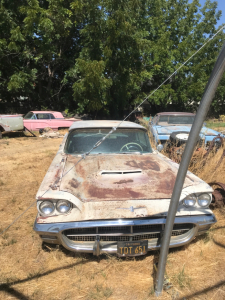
[114,179,134,184]
[69,178,80,188]
[59,154,200,202]
[87,184,143,200]
[125,159,160,171]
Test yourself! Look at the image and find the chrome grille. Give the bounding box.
[63,224,193,242]
[65,230,189,242]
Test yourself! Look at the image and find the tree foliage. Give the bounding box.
[0,0,224,117]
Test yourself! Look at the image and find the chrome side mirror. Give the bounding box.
[157,144,164,152]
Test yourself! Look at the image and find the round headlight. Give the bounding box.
[56,200,71,214]
[39,201,55,216]
[183,195,196,207]
[198,193,211,207]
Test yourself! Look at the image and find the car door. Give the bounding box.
[23,112,37,131]
[35,113,51,130]
[48,113,59,130]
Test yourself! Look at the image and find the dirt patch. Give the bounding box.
[0,131,225,299]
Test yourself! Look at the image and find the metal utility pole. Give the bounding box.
[155,41,225,296]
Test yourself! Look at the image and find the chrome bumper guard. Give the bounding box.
[34,214,216,256]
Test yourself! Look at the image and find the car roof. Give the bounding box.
[69,120,146,131]
[31,111,59,114]
[157,112,195,116]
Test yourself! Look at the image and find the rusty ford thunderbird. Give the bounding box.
[34,121,216,256]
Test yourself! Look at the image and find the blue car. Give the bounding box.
[149,112,224,147]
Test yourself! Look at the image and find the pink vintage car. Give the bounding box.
[23,111,80,132]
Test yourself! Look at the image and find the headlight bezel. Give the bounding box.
[197,193,212,208]
[182,193,212,208]
[39,200,55,216]
[38,199,73,216]
[182,195,197,208]
[56,200,71,214]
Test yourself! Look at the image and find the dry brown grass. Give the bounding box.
[0,129,225,300]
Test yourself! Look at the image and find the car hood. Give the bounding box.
[156,125,220,137]
[59,153,203,202]
[200,126,222,136]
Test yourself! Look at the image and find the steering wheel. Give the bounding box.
[120,142,143,152]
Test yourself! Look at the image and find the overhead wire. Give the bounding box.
[0,24,225,236]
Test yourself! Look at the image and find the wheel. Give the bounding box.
[120,142,143,152]
[0,131,2,139]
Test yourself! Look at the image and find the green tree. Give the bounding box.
[69,0,224,117]
[0,0,224,116]
[0,0,85,112]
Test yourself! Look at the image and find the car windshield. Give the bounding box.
[24,112,35,119]
[158,115,195,125]
[65,128,153,154]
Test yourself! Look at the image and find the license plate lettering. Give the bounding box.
[117,240,148,257]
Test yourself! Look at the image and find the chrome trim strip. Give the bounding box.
[34,214,216,233]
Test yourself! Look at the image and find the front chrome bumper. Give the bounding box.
[34,214,216,256]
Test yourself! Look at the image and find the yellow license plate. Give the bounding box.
[117,240,148,257]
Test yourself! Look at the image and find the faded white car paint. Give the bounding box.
[0,114,24,135]
[34,121,216,256]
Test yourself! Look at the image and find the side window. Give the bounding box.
[159,116,169,123]
[36,114,50,120]
[49,114,55,119]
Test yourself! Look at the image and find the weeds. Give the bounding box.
[173,266,191,288]
[27,270,41,279]
[207,122,225,128]
[1,233,9,240]
[203,228,214,244]
[148,286,154,296]
[101,271,107,279]
[87,285,113,299]
[3,238,17,246]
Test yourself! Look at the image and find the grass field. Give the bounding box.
[0,131,225,300]
[206,121,225,133]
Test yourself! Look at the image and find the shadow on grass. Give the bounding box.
[0,285,30,300]
[178,280,225,299]
[2,131,38,139]
[0,257,90,299]
[0,242,159,299]
[212,237,225,249]
[1,226,224,299]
